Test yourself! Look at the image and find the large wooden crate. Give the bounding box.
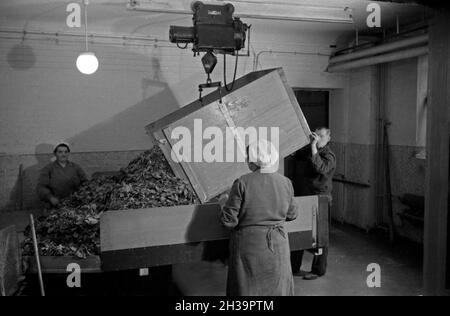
[146,68,311,202]
[100,196,328,271]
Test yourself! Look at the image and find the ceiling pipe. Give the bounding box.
[127,0,353,24]
[0,28,170,43]
[327,46,428,72]
[330,34,428,64]
[253,49,331,71]
[333,25,428,56]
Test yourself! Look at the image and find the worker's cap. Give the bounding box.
[247,138,279,173]
[53,142,71,154]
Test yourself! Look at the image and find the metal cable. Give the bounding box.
[224,52,239,92]
[84,0,88,51]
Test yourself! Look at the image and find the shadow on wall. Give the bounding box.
[7,43,36,70]
[4,143,54,212]
[67,58,181,152]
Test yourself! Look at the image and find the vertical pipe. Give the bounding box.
[384,122,395,242]
[396,15,400,34]
[375,64,387,227]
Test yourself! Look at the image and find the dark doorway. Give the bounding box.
[447,136,450,290]
[294,90,329,131]
[285,90,330,195]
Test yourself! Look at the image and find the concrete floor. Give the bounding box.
[172,223,423,296]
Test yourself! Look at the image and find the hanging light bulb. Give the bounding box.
[76,0,98,75]
[76,52,98,74]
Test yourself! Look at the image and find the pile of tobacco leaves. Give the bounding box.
[22,146,199,258]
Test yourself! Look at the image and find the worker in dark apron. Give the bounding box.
[37,143,88,209]
[290,127,336,280]
[220,139,299,296]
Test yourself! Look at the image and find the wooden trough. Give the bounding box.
[100,196,328,271]
[26,196,328,273]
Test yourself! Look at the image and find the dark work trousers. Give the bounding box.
[291,201,330,276]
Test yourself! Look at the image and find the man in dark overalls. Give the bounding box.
[291,127,336,280]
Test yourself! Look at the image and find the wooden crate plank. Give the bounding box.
[162,103,249,201]
[277,67,311,142]
[145,69,275,134]
[25,256,101,274]
[287,195,315,233]
[222,70,310,157]
[101,203,228,252]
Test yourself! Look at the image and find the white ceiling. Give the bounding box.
[0,0,430,44]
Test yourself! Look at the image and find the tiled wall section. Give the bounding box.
[389,146,426,196]
[330,142,425,241]
[329,142,377,230]
[0,150,145,212]
[389,145,425,243]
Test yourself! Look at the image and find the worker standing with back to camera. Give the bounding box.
[219,139,299,296]
[291,127,336,280]
[37,143,88,209]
